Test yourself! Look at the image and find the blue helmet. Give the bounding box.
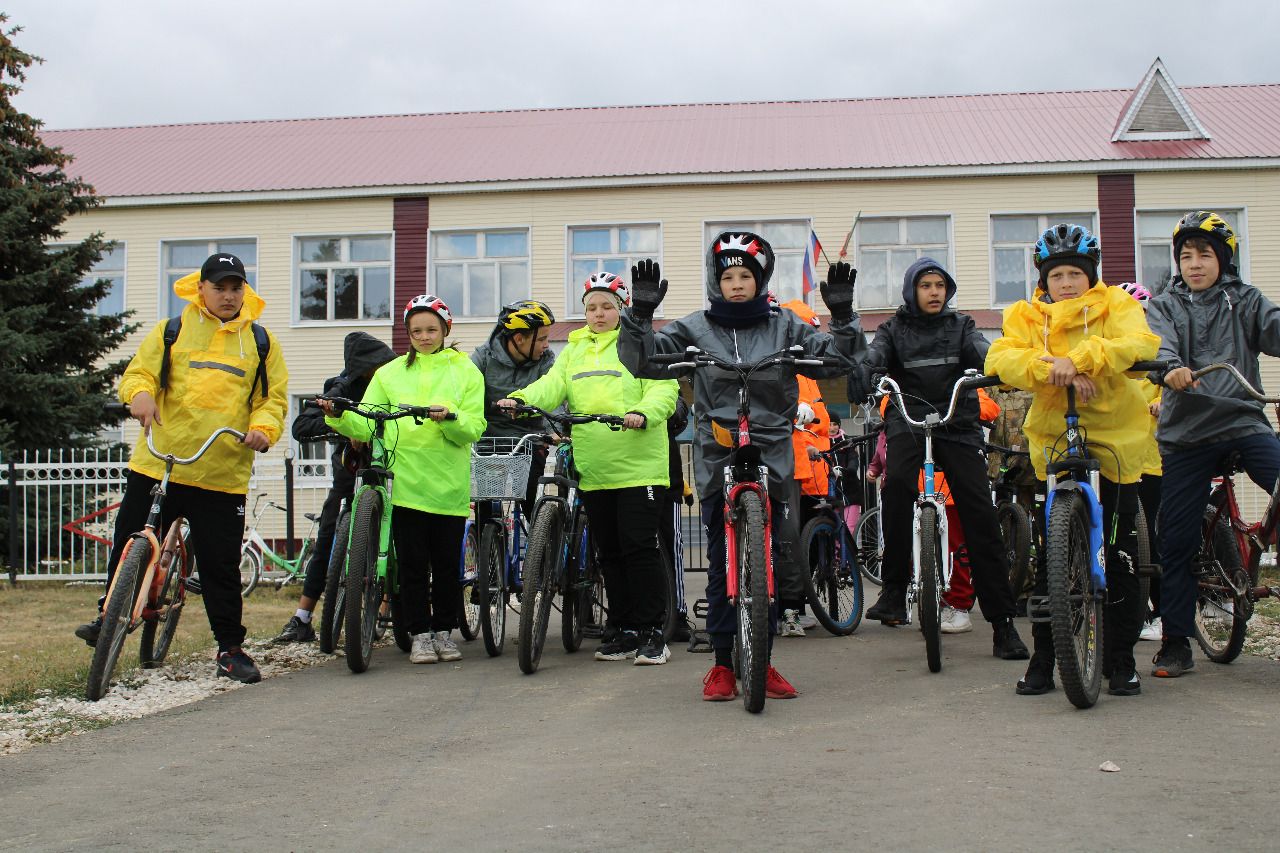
[1034,223,1100,286]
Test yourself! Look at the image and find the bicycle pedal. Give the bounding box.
[693,598,710,620]
[185,575,202,596]
[1026,594,1051,623]
[687,630,713,653]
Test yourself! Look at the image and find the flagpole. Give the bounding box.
[838,210,863,260]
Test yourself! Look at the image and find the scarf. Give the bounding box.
[705,294,771,329]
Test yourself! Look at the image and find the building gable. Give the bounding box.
[1112,57,1210,142]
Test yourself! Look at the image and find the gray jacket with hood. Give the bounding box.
[618,274,866,499]
[1146,271,1280,452]
[470,333,556,439]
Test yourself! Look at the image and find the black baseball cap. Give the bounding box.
[200,253,247,284]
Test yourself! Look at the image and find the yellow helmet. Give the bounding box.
[498,300,555,335]
[1172,211,1238,257]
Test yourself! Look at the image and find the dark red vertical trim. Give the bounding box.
[392,197,429,353]
[1097,174,1136,285]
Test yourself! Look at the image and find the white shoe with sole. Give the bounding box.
[780,609,806,637]
[434,631,462,662]
[940,606,973,634]
[1139,618,1163,642]
[410,632,438,664]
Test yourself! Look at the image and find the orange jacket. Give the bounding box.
[784,300,834,496]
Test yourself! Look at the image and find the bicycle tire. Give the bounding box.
[319,509,350,654]
[478,523,507,657]
[518,501,562,674]
[918,504,943,674]
[458,524,482,642]
[1046,490,1103,709]
[140,520,189,668]
[561,511,586,653]
[1193,507,1249,663]
[854,506,883,586]
[86,539,149,701]
[658,540,678,643]
[998,501,1033,600]
[734,491,769,714]
[239,545,261,598]
[345,490,383,673]
[799,512,864,636]
[1135,500,1153,625]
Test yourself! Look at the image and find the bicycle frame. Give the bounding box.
[1041,388,1108,590]
[243,497,319,577]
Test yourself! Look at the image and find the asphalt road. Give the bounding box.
[3,617,1278,852]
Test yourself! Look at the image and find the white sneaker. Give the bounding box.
[797,612,818,630]
[780,609,806,637]
[1139,618,1163,642]
[434,631,462,662]
[940,606,973,634]
[410,632,438,664]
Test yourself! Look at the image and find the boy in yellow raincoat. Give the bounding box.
[986,224,1158,698]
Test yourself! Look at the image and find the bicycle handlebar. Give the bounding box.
[502,402,626,430]
[649,345,845,375]
[876,370,997,430]
[1189,362,1280,403]
[984,441,1031,459]
[309,397,458,421]
[104,402,259,459]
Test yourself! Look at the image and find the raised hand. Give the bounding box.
[630,259,668,321]
[819,262,857,322]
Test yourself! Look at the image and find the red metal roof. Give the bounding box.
[43,85,1280,199]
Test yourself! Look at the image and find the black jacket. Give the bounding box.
[858,257,988,447]
[292,332,397,461]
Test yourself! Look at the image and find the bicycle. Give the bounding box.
[313,396,455,673]
[653,345,845,712]
[471,435,539,657]
[797,429,882,635]
[1182,362,1280,663]
[86,408,258,701]
[1025,359,1166,708]
[318,499,350,654]
[875,370,1003,673]
[854,480,884,586]
[238,493,321,597]
[985,442,1037,601]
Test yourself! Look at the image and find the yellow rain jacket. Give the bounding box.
[985,282,1158,485]
[118,272,288,494]
[327,347,486,517]
[1140,380,1162,477]
[512,326,678,491]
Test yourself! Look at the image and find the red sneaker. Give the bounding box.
[765,665,798,699]
[701,665,738,701]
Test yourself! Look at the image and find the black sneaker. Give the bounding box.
[216,648,262,683]
[74,616,102,648]
[1016,656,1056,695]
[1108,669,1142,696]
[993,619,1030,660]
[669,615,692,645]
[272,615,316,644]
[1152,637,1194,678]
[594,630,640,661]
[866,585,907,625]
[634,630,670,666]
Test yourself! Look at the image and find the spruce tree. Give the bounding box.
[0,15,134,453]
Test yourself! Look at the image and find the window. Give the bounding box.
[161,239,257,318]
[702,220,810,304]
[991,214,1096,306]
[568,224,661,317]
[83,244,126,316]
[1138,210,1244,292]
[855,217,949,309]
[430,229,529,319]
[292,395,330,462]
[296,235,392,322]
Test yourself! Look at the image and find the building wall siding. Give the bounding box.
[392,197,429,352]
[1097,173,1136,284]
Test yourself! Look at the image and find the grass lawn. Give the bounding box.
[0,581,299,706]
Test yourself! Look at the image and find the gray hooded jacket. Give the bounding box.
[619,278,866,499]
[470,333,556,439]
[1146,271,1280,451]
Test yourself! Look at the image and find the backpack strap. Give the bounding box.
[248,322,271,404]
[159,316,183,392]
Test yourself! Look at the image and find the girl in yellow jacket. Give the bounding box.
[322,295,486,666]
[986,224,1158,698]
[501,273,679,666]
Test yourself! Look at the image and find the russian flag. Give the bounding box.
[801,230,823,297]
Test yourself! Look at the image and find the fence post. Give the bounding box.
[284,448,295,561]
[7,457,17,586]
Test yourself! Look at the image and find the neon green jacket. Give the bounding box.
[327,347,486,516]
[512,326,678,491]
[119,272,289,495]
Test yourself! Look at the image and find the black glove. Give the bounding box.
[819,262,857,322]
[630,259,668,321]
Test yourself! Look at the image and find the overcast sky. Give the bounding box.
[7,0,1280,130]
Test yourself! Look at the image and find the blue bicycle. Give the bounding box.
[471,435,539,657]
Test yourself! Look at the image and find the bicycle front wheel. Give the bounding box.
[561,512,587,653]
[87,539,149,701]
[458,524,482,642]
[918,504,943,673]
[518,501,562,674]
[478,523,507,657]
[319,508,350,654]
[1046,490,1103,709]
[345,491,384,673]
[734,491,769,714]
[998,501,1033,599]
[239,545,261,598]
[854,506,883,586]
[800,512,863,636]
[1193,507,1249,663]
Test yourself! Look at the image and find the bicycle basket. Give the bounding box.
[471,437,534,500]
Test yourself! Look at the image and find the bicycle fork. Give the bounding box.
[724,480,774,603]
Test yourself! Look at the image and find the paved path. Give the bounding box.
[3,620,1278,852]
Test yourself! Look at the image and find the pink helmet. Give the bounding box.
[403,294,453,332]
[1117,282,1151,304]
[582,272,631,307]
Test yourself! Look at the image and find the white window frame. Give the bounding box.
[50,241,127,317]
[565,222,663,319]
[1135,207,1248,292]
[158,236,259,319]
[290,394,331,463]
[989,213,1097,307]
[852,214,953,310]
[293,231,395,326]
[428,226,531,322]
[701,218,813,307]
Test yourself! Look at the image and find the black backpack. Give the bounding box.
[158,315,271,406]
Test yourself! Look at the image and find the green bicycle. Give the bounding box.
[238,493,320,597]
[314,396,455,673]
